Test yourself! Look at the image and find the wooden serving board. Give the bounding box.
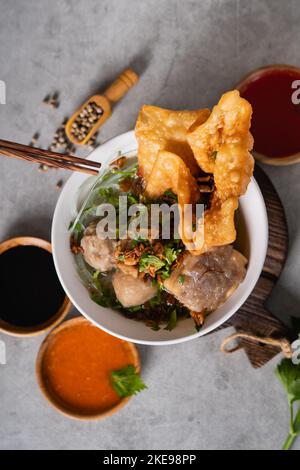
[218,165,297,368]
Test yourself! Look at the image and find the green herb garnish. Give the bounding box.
[158,266,171,280]
[92,270,100,281]
[69,221,84,235]
[70,221,85,244]
[130,237,149,248]
[148,291,162,307]
[164,309,177,331]
[151,322,161,331]
[90,280,121,309]
[138,253,165,272]
[137,243,182,280]
[163,189,178,201]
[98,187,120,207]
[164,246,179,265]
[276,358,300,450]
[111,365,147,397]
[117,164,138,181]
[210,150,218,161]
[178,275,185,285]
[127,193,139,205]
[102,163,138,183]
[127,304,143,313]
[130,239,139,249]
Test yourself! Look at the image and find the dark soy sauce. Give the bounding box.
[0,246,66,327]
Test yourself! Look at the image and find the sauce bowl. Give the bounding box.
[0,236,71,337]
[236,64,300,166]
[36,316,140,420]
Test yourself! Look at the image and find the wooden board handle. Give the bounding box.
[103,69,139,104]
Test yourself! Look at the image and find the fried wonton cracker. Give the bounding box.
[145,150,199,244]
[187,90,254,201]
[214,143,254,201]
[135,105,210,182]
[146,150,199,203]
[191,194,238,254]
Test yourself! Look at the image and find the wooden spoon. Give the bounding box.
[65,69,139,146]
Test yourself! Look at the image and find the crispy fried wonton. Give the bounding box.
[135,91,254,255]
[191,194,238,254]
[145,150,199,245]
[145,150,199,204]
[187,90,254,201]
[214,143,254,201]
[135,105,210,182]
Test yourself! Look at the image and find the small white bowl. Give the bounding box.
[52,131,268,345]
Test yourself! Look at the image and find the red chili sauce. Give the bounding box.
[239,67,300,158]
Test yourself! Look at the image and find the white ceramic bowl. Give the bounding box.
[52,131,268,345]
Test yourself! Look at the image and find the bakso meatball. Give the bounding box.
[163,246,247,313]
[112,270,157,308]
[81,224,116,272]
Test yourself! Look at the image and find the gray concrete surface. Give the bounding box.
[0,0,300,450]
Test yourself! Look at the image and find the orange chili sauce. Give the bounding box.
[41,321,135,414]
